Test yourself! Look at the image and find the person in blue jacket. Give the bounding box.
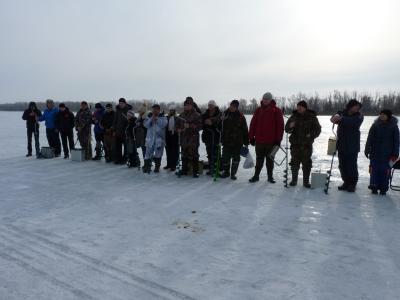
[38,99,61,157]
[92,103,105,160]
[365,110,399,195]
[142,104,168,173]
[330,99,364,192]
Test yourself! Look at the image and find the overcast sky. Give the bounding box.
[1,0,399,104]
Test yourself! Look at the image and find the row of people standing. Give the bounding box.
[22,94,399,195]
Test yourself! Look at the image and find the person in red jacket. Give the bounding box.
[248,92,284,183]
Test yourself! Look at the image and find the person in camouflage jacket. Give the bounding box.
[201,100,221,175]
[75,101,93,160]
[220,100,249,180]
[285,101,321,188]
[176,97,203,177]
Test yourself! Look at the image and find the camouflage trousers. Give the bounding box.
[78,131,92,160]
[181,144,199,173]
[290,144,312,173]
[221,145,241,172]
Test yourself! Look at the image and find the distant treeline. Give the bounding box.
[1,91,399,115]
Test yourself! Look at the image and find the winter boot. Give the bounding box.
[346,178,357,192]
[230,161,239,180]
[380,190,387,196]
[371,188,378,194]
[142,159,152,174]
[220,163,230,178]
[303,170,311,188]
[249,166,261,183]
[338,178,349,191]
[220,171,230,178]
[267,167,276,184]
[154,158,161,173]
[289,169,298,187]
[192,159,199,178]
[26,153,32,157]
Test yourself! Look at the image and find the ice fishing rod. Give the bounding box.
[282,107,290,188]
[175,116,187,177]
[214,111,225,182]
[324,123,337,194]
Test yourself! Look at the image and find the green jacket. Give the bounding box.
[285,110,321,146]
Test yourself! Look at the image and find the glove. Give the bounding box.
[250,138,256,146]
[364,151,369,159]
[390,155,398,162]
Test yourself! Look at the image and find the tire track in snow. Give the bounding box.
[1,224,196,300]
[0,233,130,300]
[0,242,97,300]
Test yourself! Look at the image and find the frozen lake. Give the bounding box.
[0,111,400,300]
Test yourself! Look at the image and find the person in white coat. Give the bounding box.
[143,104,168,173]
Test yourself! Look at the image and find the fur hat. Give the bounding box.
[184,97,194,106]
[208,100,217,107]
[230,100,239,108]
[346,99,362,110]
[262,92,273,101]
[380,109,392,119]
[297,100,308,109]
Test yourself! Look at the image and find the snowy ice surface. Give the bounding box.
[0,111,399,300]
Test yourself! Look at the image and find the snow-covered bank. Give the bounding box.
[1,155,400,299]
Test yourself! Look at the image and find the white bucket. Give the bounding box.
[71,149,85,162]
[311,172,327,189]
[327,137,337,156]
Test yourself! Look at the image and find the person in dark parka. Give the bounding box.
[220,100,249,180]
[330,99,364,192]
[201,100,221,175]
[365,110,399,195]
[285,101,321,188]
[112,98,132,164]
[164,105,179,172]
[22,102,42,157]
[101,104,115,162]
[92,103,105,160]
[56,103,75,159]
[125,110,140,168]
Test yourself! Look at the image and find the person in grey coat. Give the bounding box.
[142,104,168,173]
